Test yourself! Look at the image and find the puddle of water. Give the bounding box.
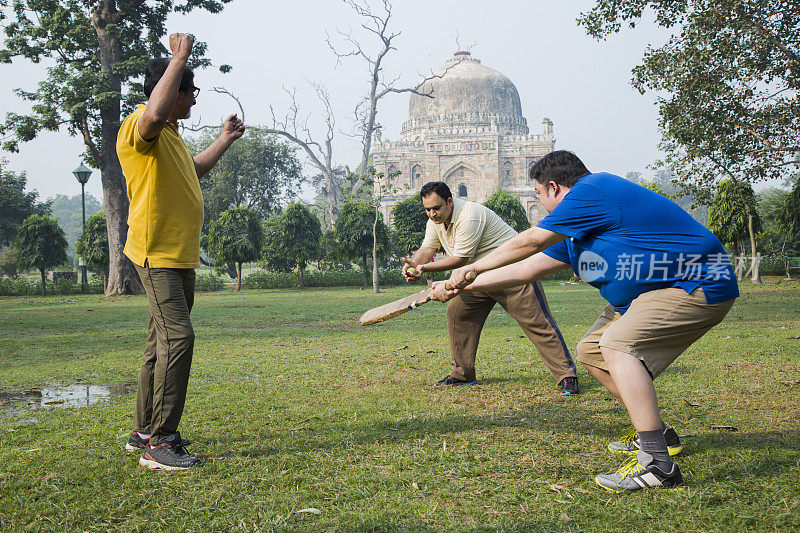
[0,381,137,411]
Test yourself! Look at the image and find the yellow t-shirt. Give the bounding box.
[117,105,203,268]
[421,198,518,262]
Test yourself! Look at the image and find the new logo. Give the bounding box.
[577,250,608,282]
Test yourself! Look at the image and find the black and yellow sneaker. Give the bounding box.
[607,426,683,456]
[126,431,190,452]
[595,451,684,492]
[434,375,478,387]
[139,432,200,471]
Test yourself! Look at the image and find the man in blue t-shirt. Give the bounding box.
[434,150,738,492]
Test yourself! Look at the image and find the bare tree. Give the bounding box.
[328,0,462,292]
[267,84,340,227]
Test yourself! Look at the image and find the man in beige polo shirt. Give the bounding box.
[402,181,578,393]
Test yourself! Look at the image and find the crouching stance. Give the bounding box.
[117,33,245,470]
[435,151,738,491]
[403,182,577,393]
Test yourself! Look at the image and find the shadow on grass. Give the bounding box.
[213,401,608,460]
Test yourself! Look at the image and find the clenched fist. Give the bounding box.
[169,33,194,60]
[223,113,245,141]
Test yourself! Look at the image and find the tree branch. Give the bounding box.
[79,115,101,165]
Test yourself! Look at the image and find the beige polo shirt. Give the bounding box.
[421,198,518,262]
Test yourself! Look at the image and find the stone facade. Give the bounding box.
[371,51,554,225]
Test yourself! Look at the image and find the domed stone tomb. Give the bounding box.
[371,51,554,225]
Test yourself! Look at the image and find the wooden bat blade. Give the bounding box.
[359,288,434,325]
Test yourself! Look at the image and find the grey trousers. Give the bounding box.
[133,263,195,445]
[446,281,576,383]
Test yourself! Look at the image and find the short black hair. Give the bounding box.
[529,150,591,188]
[143,58,195,98]
[420,181,452,201]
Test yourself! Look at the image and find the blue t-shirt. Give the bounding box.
[539,173,739,313]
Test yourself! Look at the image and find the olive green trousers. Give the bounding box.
[133,263,195,445]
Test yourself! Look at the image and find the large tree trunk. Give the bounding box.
[747,212,761,284]
[298,266,304,290]
[236,262,242,291]
[362,255,369,289]
[93,1,143,296]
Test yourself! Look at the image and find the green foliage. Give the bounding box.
[0,162,50,246]
[281,203,322,270]
[708,180,762,248]
[779,177,800,244]
[391,195,428,256]
[0,245,19,278]
[258,202,322,288]
[758,186,800,255]
[50,193,102,259]
[334,198,390,268]
[208,206,265,267]
[195,273,224,292]
[14,215,68,273]
[0,0,232,163]
[0,275,104,296]
[318,229,346,269]
[189,129,303,232]
[482,189,530,233]
[241,268,409,290]
[261,213,294,273]
[579,1,800,194]
[14,214,68,295]
[638,179,668,197]
[75,211,108,278]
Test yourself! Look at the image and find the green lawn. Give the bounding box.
[1,280,799,531]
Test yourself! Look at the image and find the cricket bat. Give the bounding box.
[358,271,474,326]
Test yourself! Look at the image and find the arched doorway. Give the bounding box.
[443,163,480,201]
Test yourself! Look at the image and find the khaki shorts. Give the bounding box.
[576,287,735,379]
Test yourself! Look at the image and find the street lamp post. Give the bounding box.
[72,164,92,293]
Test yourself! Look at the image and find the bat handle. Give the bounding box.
[443,269,476,291]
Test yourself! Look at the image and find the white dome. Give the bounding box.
[402,52,529,140]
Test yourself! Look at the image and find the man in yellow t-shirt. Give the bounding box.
[116,33,244,471]
[402,182,578,392]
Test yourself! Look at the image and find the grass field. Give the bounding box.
[1,280,799,531]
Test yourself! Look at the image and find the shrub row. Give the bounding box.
[0,277,104,296]
[240,268,416,290]
[2,256,795,296]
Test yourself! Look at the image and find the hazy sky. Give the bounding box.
[1,0,675,202]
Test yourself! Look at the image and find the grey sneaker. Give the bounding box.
[139,432,200,471]
[126,431,190,452]
[607,426,683,456]
[595,451,684,492]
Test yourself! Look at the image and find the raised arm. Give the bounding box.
[192,114,245,178]
[139,33,194,141]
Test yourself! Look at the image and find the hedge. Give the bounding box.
[0,277,104,296]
